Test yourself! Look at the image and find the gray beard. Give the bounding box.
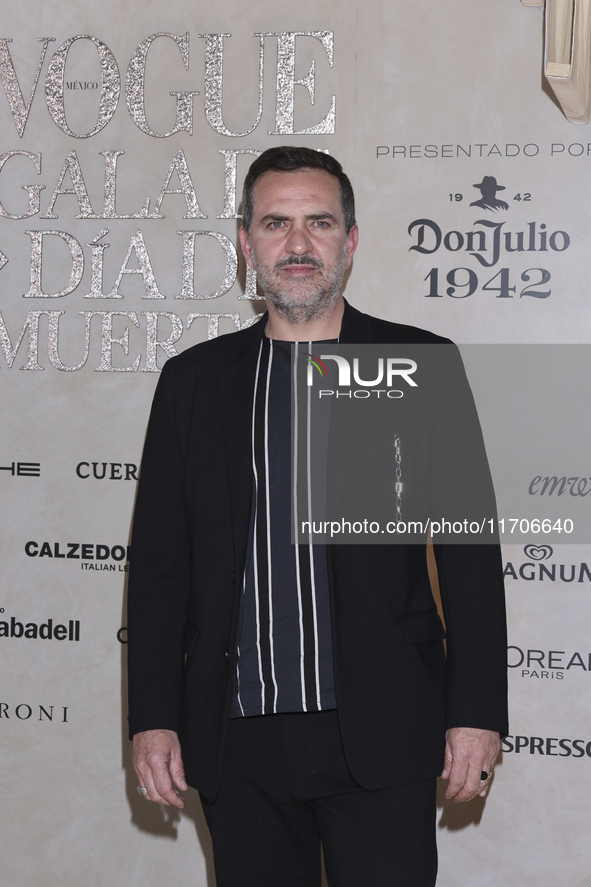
[253,252,347,324]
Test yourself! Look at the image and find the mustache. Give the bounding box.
[275,255,324,270]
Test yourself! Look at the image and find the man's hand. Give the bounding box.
[133,729,188,808]
[441,727,500,803]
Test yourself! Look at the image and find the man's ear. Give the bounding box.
[345,224,359,270]
[239,227,254,270]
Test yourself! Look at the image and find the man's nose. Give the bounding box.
[285,223,313,255]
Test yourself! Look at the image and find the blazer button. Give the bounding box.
[231,572,236,584]
[224,649,230,661]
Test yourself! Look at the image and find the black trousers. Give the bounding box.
[200,710,437,887]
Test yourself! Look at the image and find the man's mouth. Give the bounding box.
[275,256,324,275]
[276,256,323,268]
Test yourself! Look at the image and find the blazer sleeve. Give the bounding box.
[434,542,508,734]
[430,345,509,735]
[127,359,192,739]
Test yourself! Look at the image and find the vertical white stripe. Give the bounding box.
[235,566,247,717]
[251,341,265,713]
[306,345,322,709]
[265,340,279,712]
[235,619,245,718]
[292,343,307,711]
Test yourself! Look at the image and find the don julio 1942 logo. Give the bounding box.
[407,176,570,301]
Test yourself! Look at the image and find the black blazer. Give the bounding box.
[128,301,508,801]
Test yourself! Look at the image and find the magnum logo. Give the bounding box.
[503,546,591,583]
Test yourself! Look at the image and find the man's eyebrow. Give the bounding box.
[258,212,338,224]
[259,213,291,224]
[306,212,338,222]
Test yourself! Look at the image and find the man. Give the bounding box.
[128,146,508,887]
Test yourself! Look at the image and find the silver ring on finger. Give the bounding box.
[480,769,493,782]
[137,785,148,796]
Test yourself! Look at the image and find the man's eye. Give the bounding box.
[269,220,284,229]
[314,221,329,228]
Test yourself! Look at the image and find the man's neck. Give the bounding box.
[263,295,345,341]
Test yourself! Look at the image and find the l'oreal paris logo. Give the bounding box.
[305,354,418,398]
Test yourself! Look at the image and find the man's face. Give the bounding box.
[239,168,358,323]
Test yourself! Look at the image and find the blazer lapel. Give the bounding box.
[218,316,267,570]
[216,301,373,570]
[325,300,378,530]
[339,299,376,344]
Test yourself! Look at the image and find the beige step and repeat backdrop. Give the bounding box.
[2,0,590,884]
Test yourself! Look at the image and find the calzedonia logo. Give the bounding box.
[25,541,130,571]
[503,545,591,583]
[304,353,418,399]
[0,613,80,641]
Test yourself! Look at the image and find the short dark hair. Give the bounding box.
[241,146,356,234]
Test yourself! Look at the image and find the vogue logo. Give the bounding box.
[0,31,336,141]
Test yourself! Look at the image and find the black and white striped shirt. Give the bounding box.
[230,337,336,717]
